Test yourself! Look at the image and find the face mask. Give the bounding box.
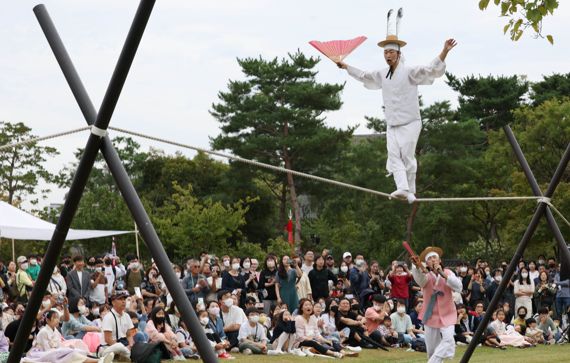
[30,259,37,265]
[78,305,87,315]
[42,300,51,308]
[538,260,545,265]
[518,313,525,318]
[209,307,220,316]
[351,304,360,311]
[267,261,275,268]
[373,304,381,312]
[155,316,165,325]
[92,308,100,317]
[232,263,240,271]
[321,303,326,310]
[460,267,467,273]
[95,267,103,272]
[340,266,348,273]
[133,322,139,329]
[397,307,406,314]
[131,263,140,270]
[21,263,29,270]
[223,260,230,267]
[224,298,234,308]
[249,315,260,324]
[521,272,529,278]
[355,259,364,267]
[200,317,209,326]
[243,262,251,269]
[485,270,491,276]
[495,276,502,282]
[330,305,339,313]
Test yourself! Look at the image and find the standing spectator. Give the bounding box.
[534,270,557,312]
[308,255,337,302]
[528,261,539,282]
[26,255,41,282]
[240,257,259,301]
[66,255,91,303]
[275,255,301,313]
[388,262,412,309]
[349,257,370,302]
[259,255,279,315]
[182,259,208,305]
[294,256,312,302]
[301,250,315,275]
[125,261,144,296]
[554,270,570,322]
[325,255,339,275]
[514,267,534,319]
[369,261,386,294]
[250,259,260,282]
[47,265,67,300]
[206,265,223,303]
[467,270,486,308]
[16,256,33,303]
[89,270,108,306]
[222,257,246,306]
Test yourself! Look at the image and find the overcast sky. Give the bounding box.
[1,0,569,207]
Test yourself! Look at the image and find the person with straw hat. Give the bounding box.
[337,8,457,204]
[409,246,462,363]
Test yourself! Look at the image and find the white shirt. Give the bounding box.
[77,271,83,290]
[346,57,446,126]
[221,306,247,328]
[102,308,134,341]
[301,263,313,275]
[238,322,267,343]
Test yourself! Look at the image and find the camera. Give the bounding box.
[289,260,297,267]
[56,295,64,305]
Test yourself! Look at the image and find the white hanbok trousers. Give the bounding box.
[425,325,456,363]
[386,120,422,192]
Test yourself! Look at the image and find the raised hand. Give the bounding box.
[443,39,457,52]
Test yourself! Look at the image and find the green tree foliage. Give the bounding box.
[152,183,250,258]
[478,0,559,43]
[446,73,529,131]
[210,51,353,243]
[0,121,59,205]
[529,73,570,106]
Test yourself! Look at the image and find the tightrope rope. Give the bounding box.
[0,126,90,152]
[0,126,565,217]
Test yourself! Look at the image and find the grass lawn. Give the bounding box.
[165,344,570,362]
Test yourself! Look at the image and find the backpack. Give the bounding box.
[130,341,170,363]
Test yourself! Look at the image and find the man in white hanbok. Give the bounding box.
[337,9,456,203]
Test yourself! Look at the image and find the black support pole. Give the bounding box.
[32,6,218,362]
[7,1,155,362]
[461,131,570,363]
[503,125,570,279]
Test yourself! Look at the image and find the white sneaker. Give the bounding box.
[390,189,409,200]
[230,347,240,353]
[243,348,253,355]
[406,192,417,204]
[345,345,362,352]
[98,352,114,363]
[302,348,315,356]
[173,355,186,360]
[291,348,307,357]
[332,351,344,358]
[267,349,282,356]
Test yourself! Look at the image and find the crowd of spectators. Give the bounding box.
[0,249,568,361]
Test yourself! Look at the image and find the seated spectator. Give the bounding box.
[321,299,344,346]
[336,298,386,350]
[409,300,424,335]
[238,307,268,355]
[197,308,233,359]
[376,316,399,346]
[537,307,560,343]
[525,318,544,344]
[512,306,528,334]
[205,301,229,348]
[364,294,391,347]
[174,319,200,359]
[218,290,247,349]
[269,309,300,355]
[145,306,184,360]
[100,292,135,360]
[23,310,113,363]
[295,299,343,358]
[454,304,474,344]
[489,309,532,347]
[62,298,100,339]
[389,299,416,347]
[127,311,148,343]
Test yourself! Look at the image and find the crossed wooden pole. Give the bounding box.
[461,125,570,362]
[8,2,218,362]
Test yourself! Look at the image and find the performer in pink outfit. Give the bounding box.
[337,8,456,203]
[410,247,462,363]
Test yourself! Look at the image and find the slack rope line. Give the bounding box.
[1,125,568,222]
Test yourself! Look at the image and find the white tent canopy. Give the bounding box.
[0,201,131,240]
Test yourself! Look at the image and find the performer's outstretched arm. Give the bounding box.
[411,265,427,288]
[337,62,383,90]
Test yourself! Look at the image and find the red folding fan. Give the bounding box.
[309,36,367,63]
